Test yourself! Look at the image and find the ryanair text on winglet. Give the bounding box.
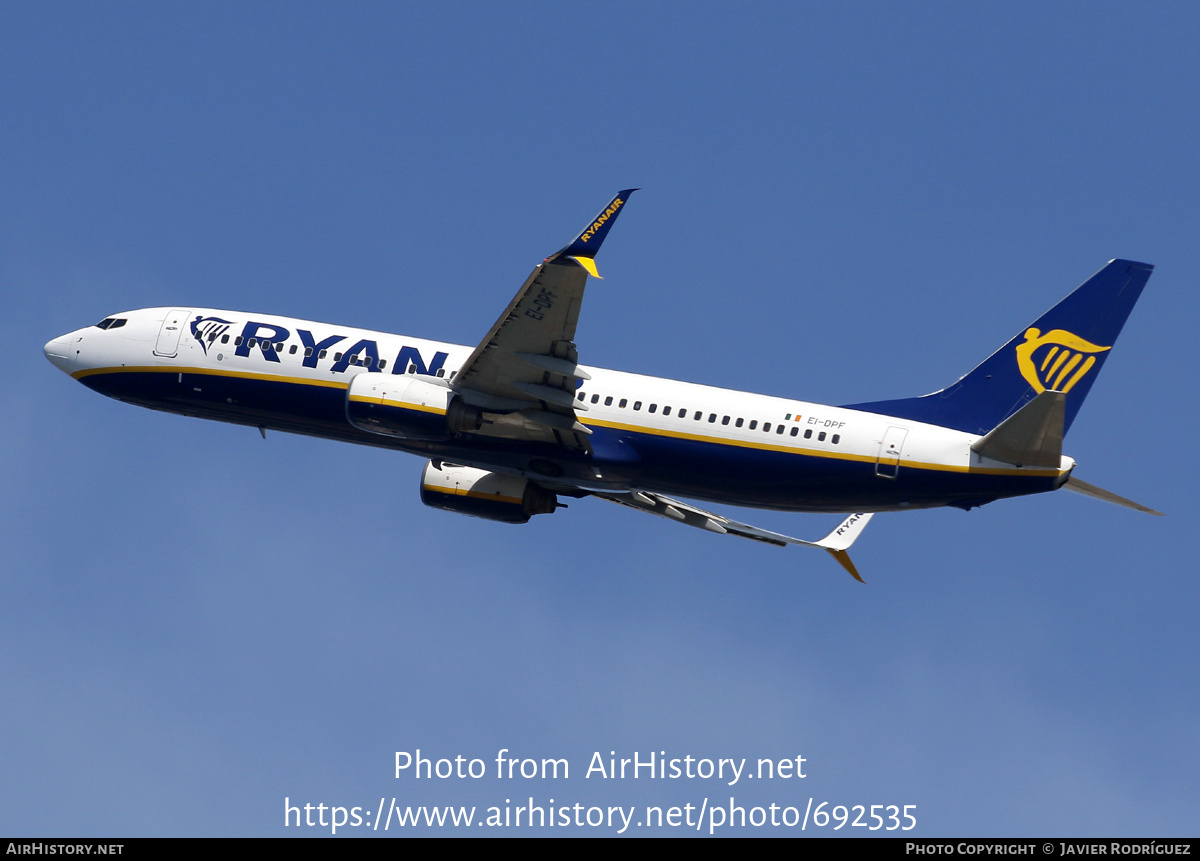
[577,197,626,244]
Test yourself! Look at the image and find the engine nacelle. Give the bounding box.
[346,373,482,440]
[419,461,558,524]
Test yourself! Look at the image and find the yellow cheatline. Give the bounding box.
[422,483,522,505]
[579,417,1061,477]
[380,401,445,415]
[348,393,446,415]
[76,367,1060,478]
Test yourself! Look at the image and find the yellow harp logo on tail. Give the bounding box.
[1015,328,1111,394]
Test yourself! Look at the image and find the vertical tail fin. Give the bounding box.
[844,259,1154,435]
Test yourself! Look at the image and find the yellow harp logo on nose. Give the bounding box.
[1015,328,1111,394]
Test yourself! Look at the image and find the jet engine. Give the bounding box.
[346,373,482,440]
[419,461,558,524]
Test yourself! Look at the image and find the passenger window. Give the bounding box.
[234,336,244,346]
[663,406,671,416]
[619,399,627,408]
[832,434,840,444]
[749,420,758,430]
[633,401,642,410]
[578,392,586,401]
[776,424,785,434]
[818,432,826,441]
[736,418,744,428]
[318,349,328,359]
[208,332,217,342]
[708,413,716,423]
[408,364,416,374]
[591,394,599,404]
[222,335,230,344]
[804,429,812,439]
[247,338,257,348]
[378,360,387,370]
[289,344,297,354]
[649,404,658,413]
[722,416,730,425]
[790,426,798,437]
[334,352,343,361]
[694,410,702,420]
[436,368,445,377]
[274,342,283,351]
[605,396,613,406]
[763,423,771,432]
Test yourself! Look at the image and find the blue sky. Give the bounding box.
[3,2,1197,836]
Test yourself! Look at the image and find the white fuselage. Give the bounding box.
[44,306,1071,514]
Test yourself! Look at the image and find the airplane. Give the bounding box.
[43,189,1161,582]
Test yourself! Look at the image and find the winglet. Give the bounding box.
[813,512,874,551]
[591,491,876,582]
[813,512,874,583]
[825,548,866,583]
[552,188,639,278]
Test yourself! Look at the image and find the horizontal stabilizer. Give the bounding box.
[1063,476,1163,515]
[971,390,1064,468]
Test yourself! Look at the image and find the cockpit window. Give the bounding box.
[94,317,127,330]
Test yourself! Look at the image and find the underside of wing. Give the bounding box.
[450,189,638,451]
[592,490,874,582]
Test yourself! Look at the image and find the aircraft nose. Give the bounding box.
[44,333,78,374]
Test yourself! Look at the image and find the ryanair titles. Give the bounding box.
[576,196,625,244]
[192,315,448,377]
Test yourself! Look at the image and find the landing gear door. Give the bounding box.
[875,426,908,479]
[153,309,190,358]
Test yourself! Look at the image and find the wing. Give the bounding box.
[452,189,638,451]
[592,490,875,582]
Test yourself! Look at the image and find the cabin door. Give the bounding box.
[875,426,908,479]
[153,310,189,358]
